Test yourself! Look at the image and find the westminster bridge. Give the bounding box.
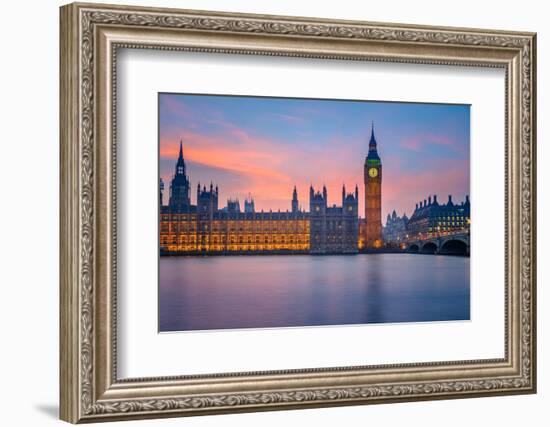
[404,230,470,256]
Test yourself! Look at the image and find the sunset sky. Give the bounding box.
[159,93,470,219]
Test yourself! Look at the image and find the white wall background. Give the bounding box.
[0,0,545,426]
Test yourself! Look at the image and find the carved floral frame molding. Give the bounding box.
[60,2,536,423]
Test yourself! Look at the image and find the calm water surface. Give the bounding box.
[159,254,469,332]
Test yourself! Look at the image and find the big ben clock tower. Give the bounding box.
[364,124,382,248]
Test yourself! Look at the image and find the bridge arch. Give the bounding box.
[439,239,468,255]
[407,243,419,253]
[420,241,438,254]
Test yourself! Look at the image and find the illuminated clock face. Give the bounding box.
[368,167,378,178]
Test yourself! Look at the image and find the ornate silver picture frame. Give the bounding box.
[60,2,536,423]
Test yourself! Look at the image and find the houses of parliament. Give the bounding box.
[159,127,383,254]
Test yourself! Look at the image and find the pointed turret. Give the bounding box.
[168,139,191,212]
[342,184,346,205]
[366,122,380,165]
[369,122,376,148]
[175,140,185,175]
[292,185,299,213]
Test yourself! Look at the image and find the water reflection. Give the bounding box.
[159,254,470,332]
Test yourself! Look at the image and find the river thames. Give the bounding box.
[159,254,470,332]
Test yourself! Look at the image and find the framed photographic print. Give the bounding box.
[60,2,537,423]
[157,94,472,332]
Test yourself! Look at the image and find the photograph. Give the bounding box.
[158,93,471,332]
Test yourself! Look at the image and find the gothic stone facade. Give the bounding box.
[309,185,359,254]
[382,195,470,245]
[406,194,470,238]
[160,141,358,254]
[382,210,409,245]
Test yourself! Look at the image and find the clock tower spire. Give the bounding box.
[364,123,382,248]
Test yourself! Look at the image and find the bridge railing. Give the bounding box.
[402,227,469,243]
